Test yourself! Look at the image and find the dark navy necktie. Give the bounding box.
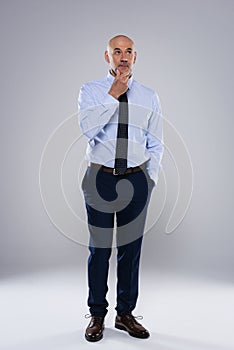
[114,91,128,175]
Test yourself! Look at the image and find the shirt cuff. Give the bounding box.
[147,165,162,187]
[101,93,118,108]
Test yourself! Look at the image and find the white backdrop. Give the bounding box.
[1,0,234,283]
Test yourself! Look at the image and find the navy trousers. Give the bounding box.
[82,165,154,317]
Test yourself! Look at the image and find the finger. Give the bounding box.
[121,74,130,83]
[122,74,131,83]
[119,70,130,79]
[122,69,130,77]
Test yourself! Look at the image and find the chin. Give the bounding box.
[119,67,131,74]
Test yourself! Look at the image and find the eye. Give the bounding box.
[126,50,132,55]
[114,50,121,55]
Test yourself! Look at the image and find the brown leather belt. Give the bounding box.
[89,162,145,175]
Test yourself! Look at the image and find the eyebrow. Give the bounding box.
[113,47,133,51]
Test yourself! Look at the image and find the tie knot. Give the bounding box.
[118,91,128,102]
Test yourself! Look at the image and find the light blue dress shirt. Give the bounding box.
[78,72,163,185]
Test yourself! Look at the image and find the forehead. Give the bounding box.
[109,37,135,50]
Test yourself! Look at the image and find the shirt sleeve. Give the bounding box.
[146,92,164,186]
[78,83,118,140]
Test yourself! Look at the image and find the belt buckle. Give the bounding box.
[113,168,119,175]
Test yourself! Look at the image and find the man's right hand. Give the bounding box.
[108,69,129,100]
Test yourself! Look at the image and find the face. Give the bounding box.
[105,36,137,76]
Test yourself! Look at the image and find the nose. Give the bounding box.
[121,52,128,61]
[120,57,128,63]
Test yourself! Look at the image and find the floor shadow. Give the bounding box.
[4,328,233,350]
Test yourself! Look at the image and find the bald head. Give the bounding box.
[107,35,135,51]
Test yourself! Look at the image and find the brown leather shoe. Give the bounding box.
[85,316,105,342]
[115,314,150,339]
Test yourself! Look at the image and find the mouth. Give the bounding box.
[118,63,129,68]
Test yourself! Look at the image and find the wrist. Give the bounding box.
[108,89,119,100]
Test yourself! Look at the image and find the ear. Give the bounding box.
[133,51,137,64]
[104,50,110,64]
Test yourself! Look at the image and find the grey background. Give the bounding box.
[1,0,234,281]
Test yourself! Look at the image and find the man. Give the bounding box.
[78,35,163,342]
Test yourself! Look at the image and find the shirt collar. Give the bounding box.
[107,71,134,89]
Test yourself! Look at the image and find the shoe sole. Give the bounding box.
[115,323,150,339]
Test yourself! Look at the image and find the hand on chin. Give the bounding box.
[117,66,130,76]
